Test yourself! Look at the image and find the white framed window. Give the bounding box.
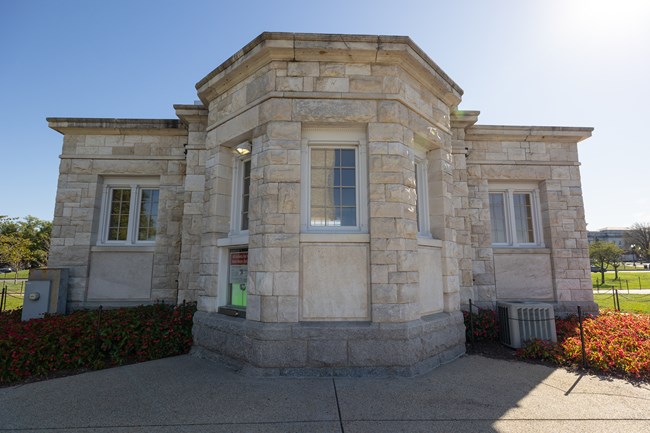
[414,157,431,238]
[230,157,251,235]
[488,183,543,247]
[301,127,368,233]
[98,178,160,245]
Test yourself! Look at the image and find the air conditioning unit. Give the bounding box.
[497,302,557,349]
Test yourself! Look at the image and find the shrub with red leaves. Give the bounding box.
[463,308,499,342]
[0,303,196,385]
[517,311,650,380]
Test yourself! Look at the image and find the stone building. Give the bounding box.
[47,32,596,375]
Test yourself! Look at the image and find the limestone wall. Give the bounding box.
[175,106,209,304]
[47,119,187,309]
[451,117,596,312]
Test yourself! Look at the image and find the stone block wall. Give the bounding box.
[47,119,187,309]
[450,118,596,313]
[176,105,208,304]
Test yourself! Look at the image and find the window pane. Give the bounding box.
[341,169,355,187]
[513,193,535,243]
[107,188,131,241]
[489,193,507,244]
[311,149,326,167]
[311,207,326,227]
[414,163,419,233]
[339,149,355,167]
[341,188,356,206]
[240,160,251,231]
[340,207,356,226]
[310,147,357,228]
[137,189,159,241]
[311,168,327,188]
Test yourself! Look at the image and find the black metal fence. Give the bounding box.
[595,287,650,312]
[0,280,24,312]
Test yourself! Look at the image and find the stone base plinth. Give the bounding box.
[191,310,466,376]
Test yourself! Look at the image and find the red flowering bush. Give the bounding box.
[516,338,565,365]
[463,308,498,342]
[517,311,650,380]
[561,312,650,378]
[0,302,196,385]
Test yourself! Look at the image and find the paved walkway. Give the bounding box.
[1,354,649,432]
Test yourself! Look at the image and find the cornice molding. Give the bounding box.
[464,125,593,143]
[195,32,463,108]
[47,118,186,136]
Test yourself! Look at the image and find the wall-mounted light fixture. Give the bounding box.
[233,141,251,156]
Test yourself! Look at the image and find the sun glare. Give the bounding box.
[549,0,650,51]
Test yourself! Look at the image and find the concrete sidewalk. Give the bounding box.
[1,354,649,433]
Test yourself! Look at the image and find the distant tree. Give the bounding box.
[0,234,32,281]
[589,240,624,284]
[0,216,51,268]
[17,216,51,267]
[624,222,650,262]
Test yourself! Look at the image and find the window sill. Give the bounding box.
[492,247,550,254]
[300,233,370,243]
[91,245,155,253]
[417,237,443,248]
[218,306,246,318]
[217,234,249,247]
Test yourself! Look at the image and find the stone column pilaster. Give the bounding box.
[176,106,208,304]
[247,121,302,322]
[368,122,420,323]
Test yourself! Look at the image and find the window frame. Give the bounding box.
[414,155,431,239]
[98,178,160,246]
[300,127,368,234]
[230,156,251,236]
[488,183,543,248]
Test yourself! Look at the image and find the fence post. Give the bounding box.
[626,280,629,294]
[577,306,588,369]
[95,306,103,354]
[640,276,643,290]
[468,299,475,345]
[615,289,620,312]
[0,286,6,312]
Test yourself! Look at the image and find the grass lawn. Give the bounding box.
[0,270,29,280]
[1,280,25,311]
[592,270,650,290]
[594,292,650,314]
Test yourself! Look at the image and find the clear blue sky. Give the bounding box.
[2,0,648,230]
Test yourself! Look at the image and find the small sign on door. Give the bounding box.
[229,251,248,284]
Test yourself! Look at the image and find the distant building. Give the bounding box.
[587,227,629,247]
[587,227,638,261]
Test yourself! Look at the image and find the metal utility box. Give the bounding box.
[22,268,69,321]
[22,281,52,321]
